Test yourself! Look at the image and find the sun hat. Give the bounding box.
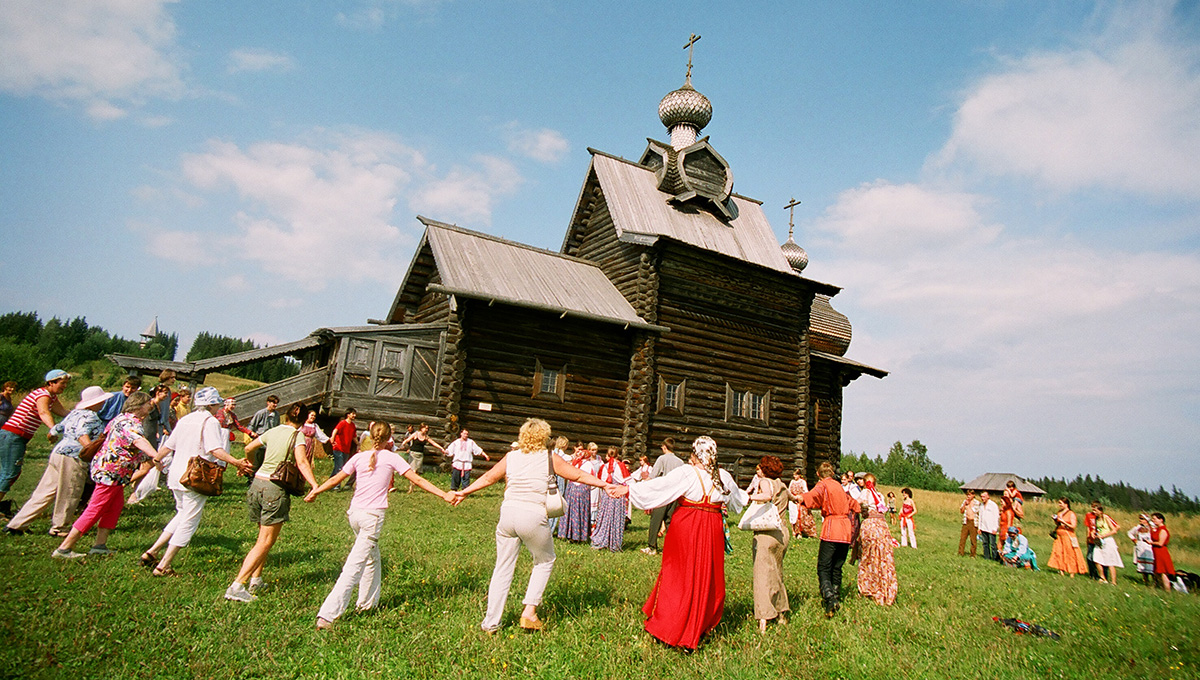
[1007,526,1019,534]
[193,386,222,407]
[45,369,70,382]
[76,386,112,410]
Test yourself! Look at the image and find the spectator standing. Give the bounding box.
[958,489,980,557]
[0,381,16,429]
[1092,505,1124,585]
[171,389,191,425]
[4,385,109,536]
[547,436,573,534]
[642,438,683,555]
[0,369,71,515]
[1127,515,1155,585]
[330,409,358,492]
[1084,501,1101,580]
[1149,513,1176,591]
[445,429,490,492]
[977,491,1001,561]
[248,396,280,437]
[898,488,917,549]
[1047,497,1088,577]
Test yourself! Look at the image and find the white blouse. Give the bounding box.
[627,464,748,514]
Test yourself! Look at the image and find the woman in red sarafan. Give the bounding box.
[613,436,748,650]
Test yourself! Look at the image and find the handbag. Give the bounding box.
[181,455,225,497]
[269,428,309,496]
[545,449,565,519]
[78,432,107,462]
[739,500,784,532]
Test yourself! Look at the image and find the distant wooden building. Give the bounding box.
[961,473,1047,499]
[110,73,885,482]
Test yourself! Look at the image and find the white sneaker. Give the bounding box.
[88,545,115,556]
[248,577,265,594]
[224,583,257,603]
[51,548,86,560]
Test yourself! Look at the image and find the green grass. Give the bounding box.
[1,442,1198,680]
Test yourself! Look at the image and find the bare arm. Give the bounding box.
[306,471,351,501]
[209,446,252,474]
[295,442,317,488]
[132,436,164,471]
[37,395,59,440]
[457,456,508,497]
[402,468,454,502]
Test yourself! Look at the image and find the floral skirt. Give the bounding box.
[856,517,897,605]
[591,493,626,551]
[557,482,591,542]
[793,508,818,538]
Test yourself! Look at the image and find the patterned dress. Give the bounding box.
[591,458,628,551]
[558,480,591,542]
[90,413,150,486]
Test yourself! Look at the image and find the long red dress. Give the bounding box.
[641,496,725,650]
[1151,525,1175,575]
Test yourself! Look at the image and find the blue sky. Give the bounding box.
[2,1,1198,494]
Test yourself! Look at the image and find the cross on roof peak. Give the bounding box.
[684,33,701,83]
[784,197,801,236]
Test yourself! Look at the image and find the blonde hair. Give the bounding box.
[518,418,551,453]
[554,435,569,450]
[367,421,392,472]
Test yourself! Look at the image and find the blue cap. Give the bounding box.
[44,369,70,382]
[1007,527,1018,534]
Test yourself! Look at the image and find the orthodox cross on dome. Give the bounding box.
[784,197,801,238]
[683,33,701,83]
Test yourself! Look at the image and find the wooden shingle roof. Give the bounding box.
[584,151,800,276]
[960,473,1046,496]
[412,218,667,332]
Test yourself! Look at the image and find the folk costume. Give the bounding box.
[1151,524,1175,576]
[803,476,861,616]
[591,457,629,552]
[856,481,897,606]
[558,455,593,542]
[626,437,747,650]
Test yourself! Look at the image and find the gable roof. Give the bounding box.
[576,150,802,277]
[960,473,1047,496]
[395,217,667,332]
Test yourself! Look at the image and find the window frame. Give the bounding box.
[533,358,567,401]
[656,376,687,415]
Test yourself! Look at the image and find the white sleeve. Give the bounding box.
[314,425,330,443]
[201,416,225,454]
[627,465,694,511]
[721,469,749,515]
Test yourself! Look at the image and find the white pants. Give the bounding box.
[161,487,209,548]
[6,453,87,533]
[318,508,385,622]
[900,518,916,548]
[482,502,556,631]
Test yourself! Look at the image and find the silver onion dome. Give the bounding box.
[658,81,712,131]
[781,236,809,272]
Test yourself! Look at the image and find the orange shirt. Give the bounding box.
[803,478,860,543]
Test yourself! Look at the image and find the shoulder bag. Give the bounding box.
[269,428,309,496]
[738,480,784,532]
[179,415,225,496]
[545,450,565,519]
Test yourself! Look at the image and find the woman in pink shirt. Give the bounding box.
[306,422,455,629]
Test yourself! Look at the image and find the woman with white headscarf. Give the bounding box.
[611,436,748,651]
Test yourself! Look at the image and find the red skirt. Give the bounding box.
[642,499,725,650]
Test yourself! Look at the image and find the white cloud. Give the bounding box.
[0,0,184,119]
[148,130,525,289]
[227,48,295,74]
[410,155,523,226]
[503,123,569,163]
[336,0,448,30]
[933,4,1200,199]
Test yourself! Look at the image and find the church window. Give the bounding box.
[725,384,770,424]
[656,376,687,414]
[533,358,566,401]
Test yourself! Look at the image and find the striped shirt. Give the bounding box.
[1,388,57,439]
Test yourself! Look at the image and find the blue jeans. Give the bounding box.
[0,429,30,494]
[451,468,470,491]
[332,450,350,488]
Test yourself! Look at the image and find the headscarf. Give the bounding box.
[691,436,726,495]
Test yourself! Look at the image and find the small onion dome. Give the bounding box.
[781,236,809,272]
[658,81,712,131]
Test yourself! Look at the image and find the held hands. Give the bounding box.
[449,490,468,506]
[304,489,319,503]
[605,483,628,499]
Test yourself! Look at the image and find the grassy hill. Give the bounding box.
[0,445,1196,679]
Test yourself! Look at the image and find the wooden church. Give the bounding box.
[109,68,885,481]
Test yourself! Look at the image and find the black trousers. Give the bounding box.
[647,501,677,551]
[817,540,850,601]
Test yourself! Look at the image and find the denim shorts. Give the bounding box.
[247,477,290,525]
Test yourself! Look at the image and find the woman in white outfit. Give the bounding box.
[453,418,610,632]
[141,387,254,576]
[1091,504,1124,585]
